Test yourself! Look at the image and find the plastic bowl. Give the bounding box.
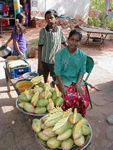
[22,72,38,80]
[15,80,33,93]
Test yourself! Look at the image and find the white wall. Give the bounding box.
[31,0,90,23]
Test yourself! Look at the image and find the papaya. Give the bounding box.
[55,121,70,135]
[38,91,45,99]
[73,128,82,140]
[45,116,62,127]
[34,86,43,94]
[61,138,74,150]
[37,137,47,147]
[52,91,57,100]
[34,107,46,114]
[47,91,52,98]
[32,119,42,133]
[38,131,50,141]
[31,91,39,106]
[82,124,91,135]
[37,99,48,107]
[18,102,25,109]
[75,113,82,123]
[47,137,61,149]
[55,97,63,106]
[41,123,48,129]
[18,93,29,102]
[43,127,56,137]
[23,102,34,113]
[57,129,72,141]
[74,135,85,147]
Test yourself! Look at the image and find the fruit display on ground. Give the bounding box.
[32,108,92,150]
[17,75,63,115]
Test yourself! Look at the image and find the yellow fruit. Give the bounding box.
[55,97,63,106]
[54,121,70,135]
[61,138,74,150]
[45,116,62,127]
[23,102,34,113]
[32,119,42,133]
[57,129,72,141]
[43,127,56,137]
[74,135,85,147]
[38,131,50,141]
[34,107,46,114]
[47,137,61,149]
[37,99,48,107]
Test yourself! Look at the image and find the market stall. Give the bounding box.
[0,0,15,27]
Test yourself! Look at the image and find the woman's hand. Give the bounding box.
[59,85,68,97]
[74,84,83,95]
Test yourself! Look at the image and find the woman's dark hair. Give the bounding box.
[45,9,58,18]
[68,30,82,41]
[15,13,25,34]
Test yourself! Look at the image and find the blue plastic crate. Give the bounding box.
[5,60,31,79]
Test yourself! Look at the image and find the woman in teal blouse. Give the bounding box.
[54,30,89,116]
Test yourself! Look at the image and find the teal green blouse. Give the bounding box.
[54,47,87,87]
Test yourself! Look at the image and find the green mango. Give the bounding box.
[38,131,50,141]
[18,93,29,102]
[52,91,57,100]
[18,102,25,109]
[34,86,43,94]
[47,137,61,149]
[61,138,74,150]
[43,127,56,137]
[34,107,46,114]
[82,124,91,135]
[55,97,63,106]
[37,137,47,147]
[57,129,72,141]
[37,99,48,107]
[32,119,42,133]
[45,116,62,127]
[55,121,70,135]
[23,102,34,113]
[74,135,85,147]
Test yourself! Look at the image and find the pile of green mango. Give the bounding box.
[17,77,63,114]
[32,108,92,150]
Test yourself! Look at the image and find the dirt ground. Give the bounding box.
[0,20,113,150]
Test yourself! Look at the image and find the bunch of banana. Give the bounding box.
[32,108,91,150]
[17,75,63,114]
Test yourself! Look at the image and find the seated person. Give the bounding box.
[54,29,89,116]
[2,2,9,17]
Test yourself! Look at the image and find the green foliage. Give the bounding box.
[88,0,113,29]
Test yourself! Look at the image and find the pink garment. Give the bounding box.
[2,5,9,16]
[23,3,28,25]
[57,83,89,117]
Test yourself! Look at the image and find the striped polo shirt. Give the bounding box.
[38,25,66,64]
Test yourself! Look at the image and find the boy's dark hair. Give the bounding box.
[45,9,58,18]
[68,30,82,41]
